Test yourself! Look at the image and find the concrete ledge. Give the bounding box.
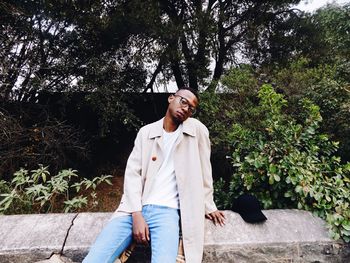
[0,210,349,263]
[0,213,77,263]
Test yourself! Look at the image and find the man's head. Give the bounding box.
[167,87,199,123]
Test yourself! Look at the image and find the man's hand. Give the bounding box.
[206,210,226,226]
[132,212,150,245]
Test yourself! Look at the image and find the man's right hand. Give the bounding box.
[132,211,150,245]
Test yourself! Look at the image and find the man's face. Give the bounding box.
[167,89,198,123]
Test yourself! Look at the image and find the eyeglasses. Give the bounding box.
[174,95,197,115]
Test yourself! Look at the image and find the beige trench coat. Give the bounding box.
[112,117,217,263]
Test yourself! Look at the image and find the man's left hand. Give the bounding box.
[206,210,226,226]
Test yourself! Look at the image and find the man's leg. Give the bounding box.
[83,215,133,263]
[143,205,180,263]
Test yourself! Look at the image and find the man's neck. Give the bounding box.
[163,115,180,132]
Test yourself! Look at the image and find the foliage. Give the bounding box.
[214,84,350,242]
[0,107,90,179]
[197,91,229,152]
[129,0,303,91]
[250,3,350,68]
[0,0,303,95]
[269,58,350,162]
[270,57,337,96]
[306,79,350,161]
[198,65,262,183]
[220,65,259,97]
[198,65,260,151]
[0,0,144,140]
[0,165,112,214]
[0,0,143,101]
[307,3,350,65]
[0,0,150,139]
[85,88,143,138]
[1,1,347,94]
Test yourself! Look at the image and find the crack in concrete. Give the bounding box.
[46,251,56,259]
[60,213,79,255]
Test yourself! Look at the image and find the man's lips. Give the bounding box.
[176,111,185,119]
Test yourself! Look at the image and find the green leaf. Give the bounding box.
[295,185,303,193]
[284,191,292,198]
[342,221,350,231]
[269,165,277,174]
[340,229,350,236]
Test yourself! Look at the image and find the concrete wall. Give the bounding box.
[0,210,349,263]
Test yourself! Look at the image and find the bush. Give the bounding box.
[198,65,262,182]
[306,78,350,162]
[0,107,90,180]
[265,58,350,162]
[0,165,112,214]
[215,84,350,242]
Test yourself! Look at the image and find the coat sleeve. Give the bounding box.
[199,125,218,214]
[117,129,143,213]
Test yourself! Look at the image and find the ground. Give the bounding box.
[80,169,124,213]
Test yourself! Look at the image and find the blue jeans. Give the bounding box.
[83,205,180,263]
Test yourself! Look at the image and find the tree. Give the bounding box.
[0,1,147,177]
[121,0,302,91]
[1,0,82,101]
[253,3,350,69]
[263,3,350,161]
[308,3,350,66]
[0,0,145,102]
[1,1,305,95]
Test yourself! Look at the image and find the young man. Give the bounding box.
[83,87,225,263]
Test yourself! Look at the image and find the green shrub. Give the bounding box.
[198,65,264,183]
[306,78,350,161]
[0,165,112,214]
[215,84,350,242]
[269,58,350,161]
[198,65,261,152]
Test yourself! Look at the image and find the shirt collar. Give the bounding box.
[149,117,196,139]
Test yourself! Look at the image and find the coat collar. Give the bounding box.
[149,117,196,139]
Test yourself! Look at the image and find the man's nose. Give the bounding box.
[182,105,190,113]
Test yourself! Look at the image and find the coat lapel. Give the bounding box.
[146,118,164,180]
[174,117,196,149]
[149,118,164,152]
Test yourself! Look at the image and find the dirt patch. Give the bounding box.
[79,170,125,212]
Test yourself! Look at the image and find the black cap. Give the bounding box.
[231,194,267,223]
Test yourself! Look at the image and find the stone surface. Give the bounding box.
[202,242,350,263]
[205,209,332,245]
[63,213,111,262]
[0,213,77,263]
[61,209,350,263]
[0,210,349,263]
[202,210,350,263]
[35,254,76,263]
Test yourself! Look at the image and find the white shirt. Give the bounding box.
[143,124,182,209]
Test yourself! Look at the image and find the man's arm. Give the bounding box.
[199,125,226,226]
[120,129,150,244]
[132,211,150,244]
[206,210,226,226]
[119,130,143,212]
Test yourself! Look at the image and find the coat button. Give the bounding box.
[152,156,157,161]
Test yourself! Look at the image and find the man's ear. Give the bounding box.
[168,94,175,103]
